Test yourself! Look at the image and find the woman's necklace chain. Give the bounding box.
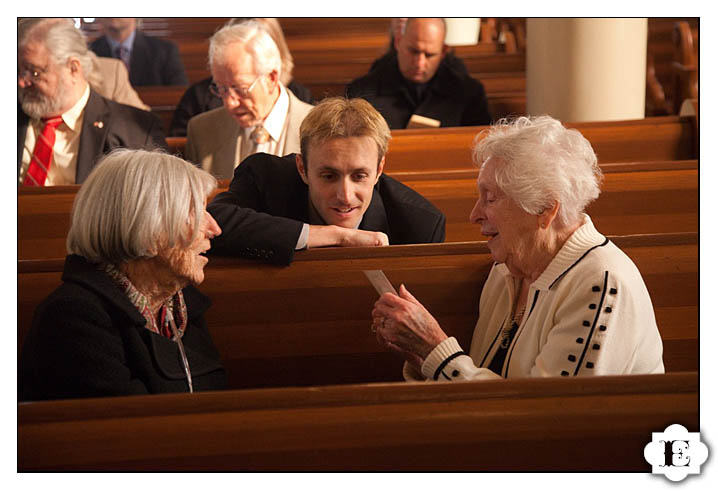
[499,301,526,349]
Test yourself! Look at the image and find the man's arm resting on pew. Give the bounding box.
[208,199,389,266]
[306,224,388,249]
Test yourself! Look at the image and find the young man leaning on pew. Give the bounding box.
[208,97,446,265]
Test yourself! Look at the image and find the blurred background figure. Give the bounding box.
[184,19,313,179]
[88,52,149,110]
[347,17,491,129]
[169,18,313,137]
[90,18,188,86]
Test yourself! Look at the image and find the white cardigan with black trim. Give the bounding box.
[406,215,665,382]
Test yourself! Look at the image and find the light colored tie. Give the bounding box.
[250,125,270,145]
[24,116,63,186]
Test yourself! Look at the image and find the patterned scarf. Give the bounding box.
[101,263,188,339]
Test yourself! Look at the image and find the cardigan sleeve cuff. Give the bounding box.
[421,336,466,380]
[402,361,427,381]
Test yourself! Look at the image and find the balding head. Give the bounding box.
[395,18,448,84]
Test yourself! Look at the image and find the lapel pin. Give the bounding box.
[93,121,104,129]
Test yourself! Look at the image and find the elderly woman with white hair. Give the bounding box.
[19,149,225,400]
[372,116,665,381]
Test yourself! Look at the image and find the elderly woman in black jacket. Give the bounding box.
[19,149,225,400]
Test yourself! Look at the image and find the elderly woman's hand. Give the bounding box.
[372,284,448,370]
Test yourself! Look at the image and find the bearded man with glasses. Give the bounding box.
[185,20,313,180]
[17,18,167,186]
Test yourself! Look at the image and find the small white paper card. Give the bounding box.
[363,270,398,296]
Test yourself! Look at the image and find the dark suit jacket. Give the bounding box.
[18,255,227,401]
[208,153,446,266]
[168,77,315,137]
[90,31,188,86]
[346,52,492,129]
[18,90,168,184]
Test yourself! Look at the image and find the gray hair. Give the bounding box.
[208,20,281,78]
[18,18,94,81]
[67,149,217,265]
[472,115,603,228]
[227,18,294,86]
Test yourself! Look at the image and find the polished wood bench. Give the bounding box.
[164,115,696,165]
[18,233,698,389]
[18,371,698,471]
[385,115,697,172]
[401,160,698,241]
[18,159,698,260]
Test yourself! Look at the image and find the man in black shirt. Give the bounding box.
[347,18,491,129]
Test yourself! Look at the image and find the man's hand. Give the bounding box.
[307,225,389,249]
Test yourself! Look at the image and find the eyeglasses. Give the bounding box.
[209,74,262,100]
[18,64,51,83]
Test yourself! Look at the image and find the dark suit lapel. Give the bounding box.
[360,182,390,235]
[130,32,150,86]
[92,36,113,58]
[287,173,311,222]
[76,91,110,184]
[18,106,29,174]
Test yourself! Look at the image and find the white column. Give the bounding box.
[526,18,647,122]
[444,18,480,46]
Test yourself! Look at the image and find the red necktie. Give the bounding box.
[24,116,63,186]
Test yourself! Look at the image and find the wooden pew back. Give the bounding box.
[17,159,698,260]
[18,371,698,471]
[385,116,696,172]
[18,233,698,389]
[401,160,698,241]
[160,115,697,166]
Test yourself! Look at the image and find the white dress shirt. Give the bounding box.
[19,84,91,186]
[238,82,290,164]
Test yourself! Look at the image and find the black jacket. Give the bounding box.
[208,153,446,266]
[346,52,492,129]
[90,31,188,86]
[18,90,168,184]
[18,255,227,401]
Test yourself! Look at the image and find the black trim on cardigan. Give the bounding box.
[503,289,541,376]
[479,313,509,368]
[549,238,609,290]
[574,271,609,375]
[433,351,468,381]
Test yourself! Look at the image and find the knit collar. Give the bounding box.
[495,214,607,291]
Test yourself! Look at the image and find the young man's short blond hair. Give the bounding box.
[299,97,391,167]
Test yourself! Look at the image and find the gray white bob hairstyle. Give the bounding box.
[67,149,217,265]
[472,115,603,228]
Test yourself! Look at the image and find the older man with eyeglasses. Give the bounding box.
[185,20,313,180]
[17,18,167,186]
